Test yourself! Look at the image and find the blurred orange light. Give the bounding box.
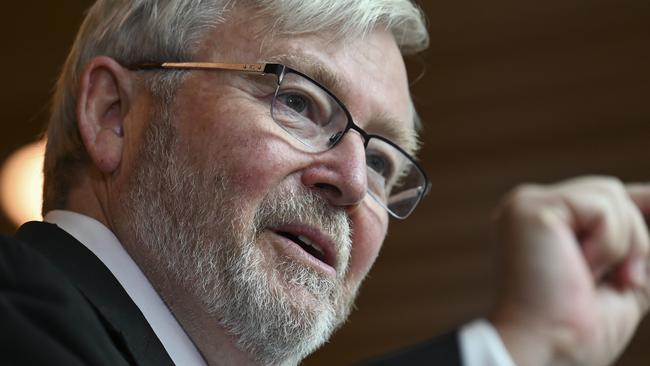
[0,140,45,226]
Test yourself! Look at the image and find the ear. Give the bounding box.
[77,56,133,174]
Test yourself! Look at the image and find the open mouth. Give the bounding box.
[276,231,328,265]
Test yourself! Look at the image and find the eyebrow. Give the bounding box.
[265,53,348,101]
[370,113,420,157]
[265,53,419,156]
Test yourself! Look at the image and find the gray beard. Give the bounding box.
[121,108,356,365]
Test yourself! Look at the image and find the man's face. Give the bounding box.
[116,11,413,365]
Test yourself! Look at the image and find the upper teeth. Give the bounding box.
[298,235,324,256]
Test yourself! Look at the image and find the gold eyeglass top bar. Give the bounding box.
[160,62,265,72]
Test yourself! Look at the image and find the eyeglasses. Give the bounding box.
[129,62,431,219]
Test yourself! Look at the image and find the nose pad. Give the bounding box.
[301,131,368,208]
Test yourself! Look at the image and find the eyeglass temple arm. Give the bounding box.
[128,62,278,74]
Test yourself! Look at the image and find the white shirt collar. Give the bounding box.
[44,210,207,366]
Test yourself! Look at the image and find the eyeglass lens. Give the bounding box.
[270,69,425,218]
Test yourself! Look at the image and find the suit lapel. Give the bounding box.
[16,221,175,366]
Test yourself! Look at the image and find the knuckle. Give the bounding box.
[565,175,624,195]
[508,183,544,206]
[493,183,546,223]
[593,176,625,197]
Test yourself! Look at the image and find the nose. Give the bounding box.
[301,131,368,209]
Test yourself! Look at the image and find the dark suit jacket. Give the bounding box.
[0,221,461,365]
[0,221,173,365]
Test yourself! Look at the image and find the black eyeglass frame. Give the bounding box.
[129,62,431,218]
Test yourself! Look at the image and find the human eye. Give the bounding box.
[275,74,334,127]
[367,150,395,183]
[366,139,412,199]
[276,91,313,115]
[276,87,332,126]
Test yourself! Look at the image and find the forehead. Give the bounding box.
[196,11,417,153]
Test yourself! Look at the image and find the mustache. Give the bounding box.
[253,184,352,270]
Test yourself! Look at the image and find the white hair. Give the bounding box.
[42,0,429,212]
[253,0,428,53]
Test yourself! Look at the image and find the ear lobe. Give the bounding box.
[77,56,132,174]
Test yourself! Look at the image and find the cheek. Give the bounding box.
[217,135,301,200]
[345,208,387,286]
[177,95,296,196]
[216,134,284,186]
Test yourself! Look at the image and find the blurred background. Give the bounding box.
[1,1,648,364]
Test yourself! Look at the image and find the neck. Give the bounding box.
[62,169,115,232]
